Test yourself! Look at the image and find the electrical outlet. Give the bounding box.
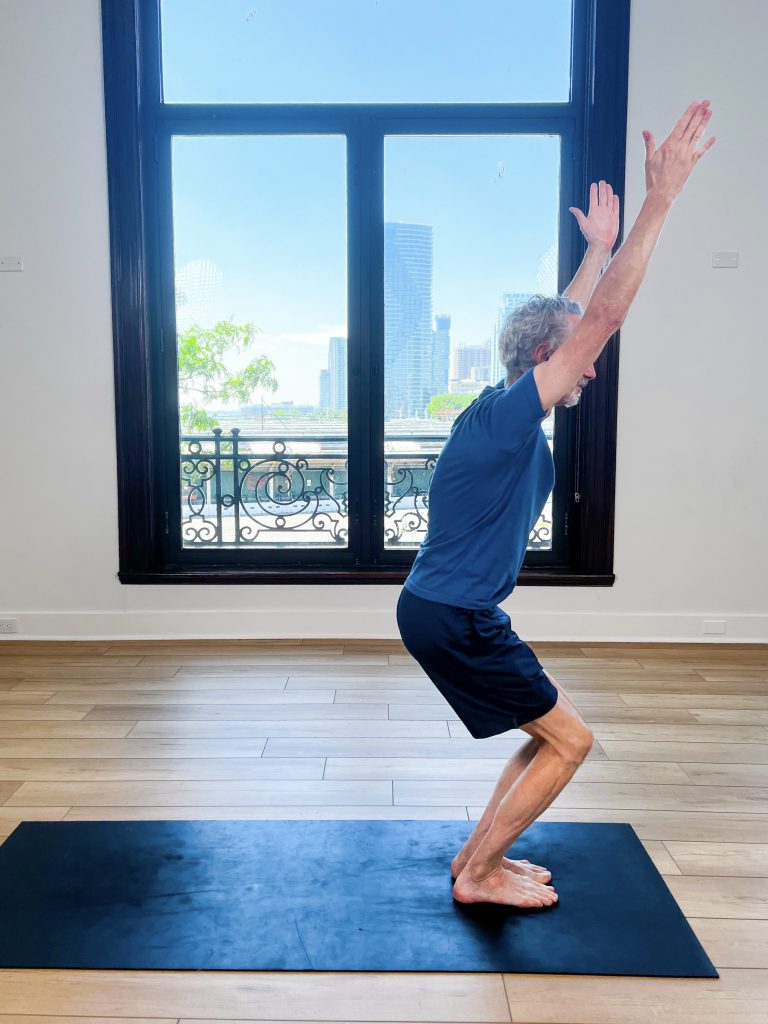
[0,619,18,634]
[712,252,738,269]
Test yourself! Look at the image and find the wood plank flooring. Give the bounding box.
[0,638,767,1024]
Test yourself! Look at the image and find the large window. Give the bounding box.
[103,0,629,584]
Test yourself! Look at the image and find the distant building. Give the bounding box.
[448,379,484,396]
[174,258,223,330]
[431,314,451,398]
[537,243,559,294]
[384,222,433,419]
[319,368,330,411]
[328,336,347,413]
[489,291,534,384]
[470,365,490,383]
[451,341,491,383]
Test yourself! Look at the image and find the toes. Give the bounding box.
[534,881,558,896]
[506,858,550,877]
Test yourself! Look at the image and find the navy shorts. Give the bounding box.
[396,586,559,740]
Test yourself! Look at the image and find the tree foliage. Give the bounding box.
[176,319,278,432]
[425,392,478,417]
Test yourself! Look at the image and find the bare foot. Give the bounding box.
[453,865,558,908]
[451,853,552,884]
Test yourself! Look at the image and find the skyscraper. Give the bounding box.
[489,291,534,384]
[384,222,433,419]
[537,243,559,294]
[328,336,347,413]
[431,313,451,398]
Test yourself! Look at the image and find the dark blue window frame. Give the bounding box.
[102,0,630,585]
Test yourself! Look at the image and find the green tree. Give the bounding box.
[176,319,279,432]
[425,392,478,418]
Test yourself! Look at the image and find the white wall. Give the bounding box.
[1,0,766,641]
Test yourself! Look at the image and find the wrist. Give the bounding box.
[586,241,611,257]
[644,186,676,210]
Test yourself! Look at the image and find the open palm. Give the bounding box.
[569,180,620,251]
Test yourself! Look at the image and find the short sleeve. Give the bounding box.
[487,368,547,450]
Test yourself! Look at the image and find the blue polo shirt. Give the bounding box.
[403,368,554,609]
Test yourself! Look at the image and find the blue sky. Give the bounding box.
[162,1,572,407]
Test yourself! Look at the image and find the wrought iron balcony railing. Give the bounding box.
[179,428,553,550]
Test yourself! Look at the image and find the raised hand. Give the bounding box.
[642,100,716,198]
[568,180,620,253]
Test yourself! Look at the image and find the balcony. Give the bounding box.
[180,428,553,550]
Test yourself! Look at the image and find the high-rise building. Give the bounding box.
[451,342,491,382]
[489,291,534,384]
[328,336,347,413]
[318,368,330,411]
[384,222,433,419]
[431,314,451,398]
[537,243,559,294]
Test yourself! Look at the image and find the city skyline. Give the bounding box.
[171,131,561,410]
[177,247,539,420]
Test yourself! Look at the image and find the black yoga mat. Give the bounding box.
[0,819,717,976]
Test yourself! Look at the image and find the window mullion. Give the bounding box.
[347,123,377,568]
[367,126,385,567]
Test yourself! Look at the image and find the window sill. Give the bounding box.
[118,567,615,586]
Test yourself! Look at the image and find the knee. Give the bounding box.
[555,721,593,767]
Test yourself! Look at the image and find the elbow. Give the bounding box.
[588,302,625,336]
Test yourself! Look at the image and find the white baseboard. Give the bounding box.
[0,609,766,642]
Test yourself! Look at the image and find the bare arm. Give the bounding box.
[563,180,620,307]
[534,100,716,410]
[563,244,610,308]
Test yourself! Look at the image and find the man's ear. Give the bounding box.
[532,342,553,364]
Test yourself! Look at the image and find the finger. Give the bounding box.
[569,206,588,230]
[685,104,712,145]
[671,101,701,141]
[605,181,613,202]
[642,130,656,159]
[690,109,713,147]
[693,135,717,161]
[681,99,710,141]
[612,194,620,213]
[589,181,598,210]
[598,179,606,206]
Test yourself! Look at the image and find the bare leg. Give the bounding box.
[453,696,593,907]
[450,738,552,881]
[451,672,586,882]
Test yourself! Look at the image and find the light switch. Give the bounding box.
[712,252,738,268]
[0,256,23,272]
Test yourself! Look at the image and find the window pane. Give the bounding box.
[383,135,559,551]
[171,135,348,548]
[160,0,572,104]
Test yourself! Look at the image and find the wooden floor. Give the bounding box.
[0,638,767,1024]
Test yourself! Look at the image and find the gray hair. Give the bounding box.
[498,294,582,376]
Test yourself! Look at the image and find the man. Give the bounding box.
[396,100,716,908]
